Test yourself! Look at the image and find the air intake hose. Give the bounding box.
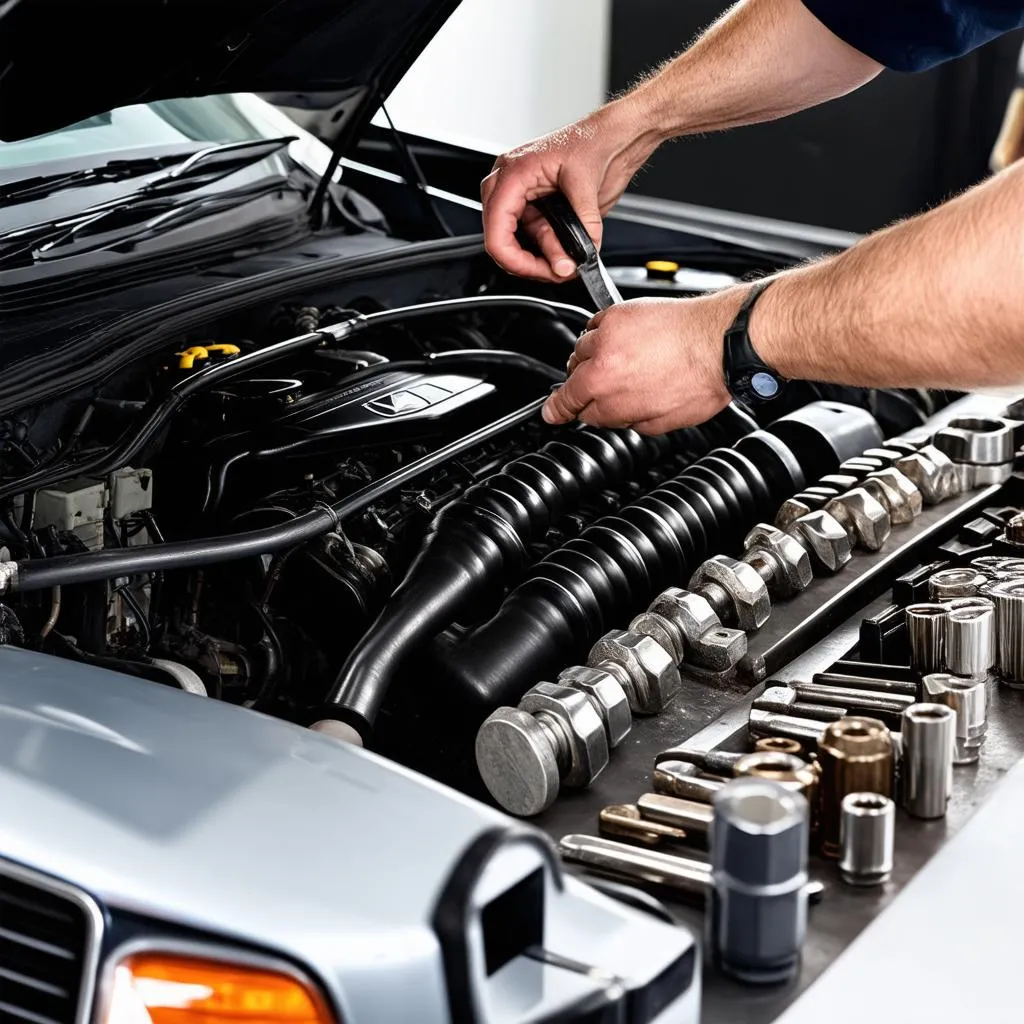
[316,425,701,741]
[434,402,882,712]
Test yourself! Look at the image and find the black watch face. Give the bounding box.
[750,372,781,399]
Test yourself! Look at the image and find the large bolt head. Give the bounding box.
[914,444,963,500]
[775,498,812,531]
[649,588,719,645]
[475,707,561,817]
[824,488,892,552]
[629,610,685,663]
[519,681,609,789]
[865,468,923,522]
[743,523,812,597]
[894,452,945,505]
[588,629,681,713]
[786,510,853,574]
[689,555,772,631]
[557,665,632,747]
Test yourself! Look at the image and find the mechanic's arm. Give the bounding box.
[482,0,881,281]
[543,159,1024,434]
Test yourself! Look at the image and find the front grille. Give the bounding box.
[0,868,98,1024]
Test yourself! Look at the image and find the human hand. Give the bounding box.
[480,99,663,282]
[542,292,747,434]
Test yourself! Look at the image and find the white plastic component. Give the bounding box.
[35,479,107,551]
[109,467,153,520]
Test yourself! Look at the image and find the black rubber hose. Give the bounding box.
[317,426,696,739]
[434,401,882,714]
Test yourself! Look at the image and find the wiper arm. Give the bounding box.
[0,136,296,205]
[0,178,297,267]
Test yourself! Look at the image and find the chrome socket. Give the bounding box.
[922,673,988,764]
[710,778,810,985]
[901,703,956,819]
[944,604,995,677]
[988,578,1024,688]
[839,792,895,887]
[906,602,949,675]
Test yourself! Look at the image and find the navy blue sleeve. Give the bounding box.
[801,0,1024,71]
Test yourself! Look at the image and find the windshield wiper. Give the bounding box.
[0,136,296,205]
[0,178,299,267]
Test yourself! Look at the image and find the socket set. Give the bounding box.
[486,397,1024,1015]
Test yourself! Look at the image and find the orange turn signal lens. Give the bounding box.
[106,953,334,1024]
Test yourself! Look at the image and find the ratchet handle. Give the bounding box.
[531,191,598,268]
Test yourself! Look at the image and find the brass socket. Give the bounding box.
[754,736,805,756]
[818,716,894,859]
[734,751,821,837]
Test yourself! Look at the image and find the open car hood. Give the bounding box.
[0,0,461,142]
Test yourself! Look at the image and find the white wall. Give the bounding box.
[375,0,611,155]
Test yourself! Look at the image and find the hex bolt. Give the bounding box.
[749,707,830,747]
[894,452,946,505]
[753,686,846,722]
[655,746,748,776]
[864,468,923,523]
[475,681,611,817]
[818,717,894,859]
[786,510,853,575]
[913,444,963,500]
[689,555,772,631]
[557,665,633,747]
[742,523,813,599]
[824,488,892,552]
[648,587,748,670]
[587,628,681,713]
[775,497,812,531]
[629,611,685,664]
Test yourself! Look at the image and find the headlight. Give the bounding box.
[105,952,335,1024]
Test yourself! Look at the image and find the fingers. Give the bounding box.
[566,327,600,375]
[521,207,576,280]
[542,366,596,424]
[560,167,605,253]
[481,167,562,283]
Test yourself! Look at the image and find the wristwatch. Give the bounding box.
[722,279,788,404]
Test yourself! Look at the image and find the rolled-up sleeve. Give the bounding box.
[801,0,1024,71]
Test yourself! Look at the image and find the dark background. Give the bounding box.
[609,0,1024,232]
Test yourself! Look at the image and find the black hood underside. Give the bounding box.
[0,0,460,142]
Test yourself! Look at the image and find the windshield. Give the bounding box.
[0,94,333,182]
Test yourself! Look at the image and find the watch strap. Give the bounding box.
[722,280,788,403]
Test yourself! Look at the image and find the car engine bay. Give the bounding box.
[1,239,1019,1020]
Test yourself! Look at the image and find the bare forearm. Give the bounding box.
[755,161,1024,389]
[613,0,881,142]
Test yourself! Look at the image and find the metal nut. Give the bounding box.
[786,510,853,574]
[557,666,632,748]
[519,681,609,788]
[774,497,812,531]
[825,488,892,552]
[629,611,685,664]
[864,468,923,523]
[742,523,813,597]
[689,555,772,631]
[588,629,681,714]
[894,452,945,505]
[648,588,745,669]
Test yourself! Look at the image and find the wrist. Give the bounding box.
[747,274,803,380]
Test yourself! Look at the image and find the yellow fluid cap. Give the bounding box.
[645,260,680,280]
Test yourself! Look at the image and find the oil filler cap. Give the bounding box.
[645,260,679,281]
